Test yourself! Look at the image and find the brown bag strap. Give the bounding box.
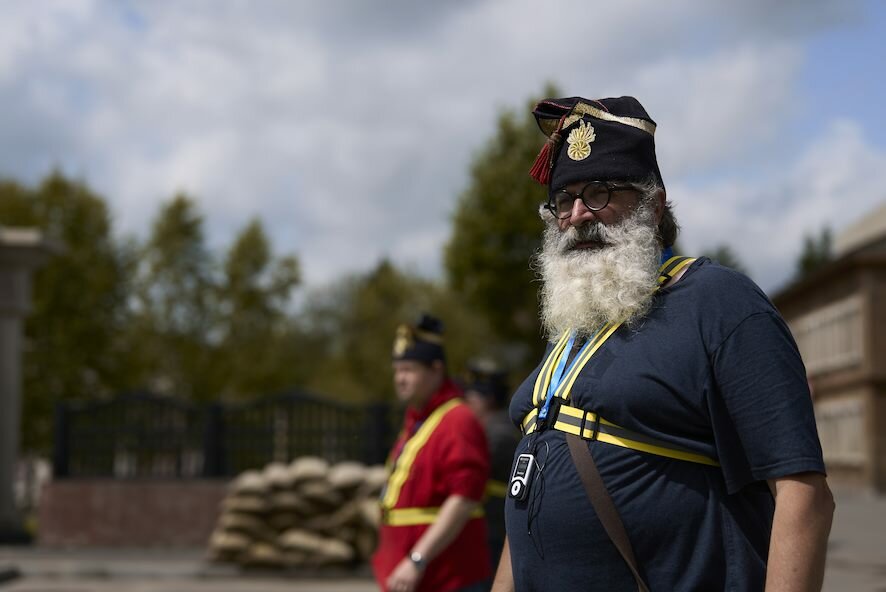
[566,433,650,592]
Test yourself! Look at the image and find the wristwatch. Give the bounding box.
[409,551,427,570]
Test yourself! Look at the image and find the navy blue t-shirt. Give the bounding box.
[505,258,825,592]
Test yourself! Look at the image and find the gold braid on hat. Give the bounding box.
[392,325,414,357]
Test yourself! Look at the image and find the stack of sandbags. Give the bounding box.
[208,457,387,569]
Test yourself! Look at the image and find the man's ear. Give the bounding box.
[653,188,666,225]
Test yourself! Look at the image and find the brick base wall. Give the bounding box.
[38,480,227,547]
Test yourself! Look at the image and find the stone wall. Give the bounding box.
[38,480,227,547]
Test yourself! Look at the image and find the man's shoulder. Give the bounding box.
[688,257,757,288]
[429,400,490,458]
[683,258,773,310]
[437,399,484,430]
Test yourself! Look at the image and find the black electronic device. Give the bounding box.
[508,453,536,501]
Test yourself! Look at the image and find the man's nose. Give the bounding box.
[568,198,599,227]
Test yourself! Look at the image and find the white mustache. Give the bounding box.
[558,223,608,252]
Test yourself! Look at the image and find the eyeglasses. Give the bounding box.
[545,181,637,220]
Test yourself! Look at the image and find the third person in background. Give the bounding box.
[463,359,521,572]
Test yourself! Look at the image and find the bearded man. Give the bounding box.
[491,96,834,592]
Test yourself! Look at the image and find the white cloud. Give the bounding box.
[635,44,803,176]
[677,120,886,292]
[0,0,873,289]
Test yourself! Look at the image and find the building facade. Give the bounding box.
[773,203,886,492]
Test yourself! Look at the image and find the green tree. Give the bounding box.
[700,244,748,276]
[444,86,560,373]
[1,174,314,449]
[216,218,302,398]
[302,260,429,402]
[302,260,494,403]
[0,172,132,452]
[0,180,32,222]
[795,227,833,278]
[130,194,219,399]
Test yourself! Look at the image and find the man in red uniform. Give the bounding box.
[373,314,492,592]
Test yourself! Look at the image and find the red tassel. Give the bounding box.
[529,115,567,185]
[529,140,554,185]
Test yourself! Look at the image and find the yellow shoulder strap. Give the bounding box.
[381,399,462,510]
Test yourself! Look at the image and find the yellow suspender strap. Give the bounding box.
[658,255,696,285]
[531,331,571,407]
[520,257,717,466]
[381,398,462,511]
[553,321,622,402]
[522,322,623,434]
[521,405,718,465]
[549,405,719,466]
[383,505,485,527]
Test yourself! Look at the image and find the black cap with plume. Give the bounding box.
[392,313,446,363]
[529,96,663,192]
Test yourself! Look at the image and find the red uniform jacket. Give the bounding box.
[372,379,492,592]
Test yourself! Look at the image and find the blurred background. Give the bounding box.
[0,0,884,590]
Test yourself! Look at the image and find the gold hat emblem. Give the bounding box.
[566,120,596,161]
[393,325,414,357]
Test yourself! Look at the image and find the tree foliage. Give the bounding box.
[0,172,133,450]
[700,244,749,276]
[301,260,494,403]
[129,194,219,399]
[216,219,302,398]
[795,227,833,278]
[1,174,306,451]
[444,86,560,373]
[129,198,306,401]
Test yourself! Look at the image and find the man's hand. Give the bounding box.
[386,556,424,592]
[386,495,481,591]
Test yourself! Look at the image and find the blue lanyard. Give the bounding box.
[538,328,598,422]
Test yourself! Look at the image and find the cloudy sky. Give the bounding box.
[2,0,885,294]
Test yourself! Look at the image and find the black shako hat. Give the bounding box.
[392,313,446,364]
[529,96,663,191]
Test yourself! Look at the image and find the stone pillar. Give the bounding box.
[0,228,54,542]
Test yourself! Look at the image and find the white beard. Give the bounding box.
[537,204,662,341]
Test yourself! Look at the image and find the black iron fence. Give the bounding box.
[53,390,397,479]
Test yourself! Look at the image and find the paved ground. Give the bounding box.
[0,548,378,592]
[0,577,377,592]
[0,490,884,591]
[821,490,886,592]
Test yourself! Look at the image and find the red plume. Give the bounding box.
[529,140,555,184]
[528,115,567,185]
